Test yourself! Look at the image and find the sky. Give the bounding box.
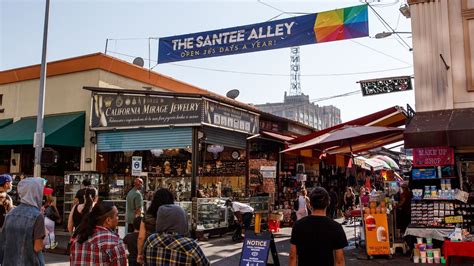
[0,0,414,123]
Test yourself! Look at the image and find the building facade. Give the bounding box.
[254,92,341,130]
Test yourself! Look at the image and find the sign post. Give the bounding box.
[131,156,142,176]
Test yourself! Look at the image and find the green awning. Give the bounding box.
[0,119,13,129]
[0,112,85,147]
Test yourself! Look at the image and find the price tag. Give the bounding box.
[445,216,463,224]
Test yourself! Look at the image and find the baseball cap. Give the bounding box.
[0,174,12,186]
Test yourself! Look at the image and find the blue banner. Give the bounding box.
[158,5,368,64]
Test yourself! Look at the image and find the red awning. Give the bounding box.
[290,106,407,144]
[260,131,295,142]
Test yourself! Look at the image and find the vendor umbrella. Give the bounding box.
[282,125,404,154]
[372,155,400,170]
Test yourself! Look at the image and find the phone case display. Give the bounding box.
[410,201,456,228]
[63,171,100,222]
[196,198,229,231]
[104,200,126,226]
[455,203,474,228]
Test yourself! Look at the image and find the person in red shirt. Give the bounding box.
[70,201,127,265]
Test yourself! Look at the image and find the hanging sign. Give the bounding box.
[158,5,368,63]
[413,146,455,167]
[359,76,413,96]
[203,99,259,134]
[91,92,202,130]
[131,156,142,176]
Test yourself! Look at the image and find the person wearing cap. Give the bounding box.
[144,204,209,265]
[0,174,14,229]
[0,177,46,265]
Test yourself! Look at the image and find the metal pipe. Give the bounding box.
[34,0,51,177]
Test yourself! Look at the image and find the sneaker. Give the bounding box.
[50,241,58,250]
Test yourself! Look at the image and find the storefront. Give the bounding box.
[86,87,261,234]
[404,109,474,239]
[0,112,85,217]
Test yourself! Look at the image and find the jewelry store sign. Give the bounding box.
[203,99,259,134]
[91,92,202,129]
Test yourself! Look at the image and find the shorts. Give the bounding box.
[242,212,253,230]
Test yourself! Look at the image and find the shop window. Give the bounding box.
[0,94,3,106]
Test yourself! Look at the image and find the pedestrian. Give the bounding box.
[144,204,209,265]
[137,188,174,264]
[43,194,60,249]
[296,188,310,221]
[0,177,46,265]
[0,174,14,229]
[225,199,254,237]
[342,187,355,225]
[70,201,127,265]
[124,216,142,266]
[289,187,348,266]
[73,179,95,206]
[328,186,338,219]
[126,178,143,233]
[68,187,98,233]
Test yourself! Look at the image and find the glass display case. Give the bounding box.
[63,171,101,224]
[249,196,270,213]
[196,197,229,231]
[176,201,193,230]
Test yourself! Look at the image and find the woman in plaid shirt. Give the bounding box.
[70,201,127,265]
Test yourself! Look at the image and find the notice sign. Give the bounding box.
[359,76,413,96]
[413,146,454,167]
[240,238,271,266]
[131,156,142,176]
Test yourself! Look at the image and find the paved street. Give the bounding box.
[44,223,416,265]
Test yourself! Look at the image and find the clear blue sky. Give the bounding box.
[1,0,414,122]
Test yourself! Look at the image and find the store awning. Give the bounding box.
[260,131,295,142]
[0,112,85,147]
[290,106,407,144]
[282,126,404,154]
[404,108,474,148]
[0,119,13,129]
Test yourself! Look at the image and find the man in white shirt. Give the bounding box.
[225,199,254,236]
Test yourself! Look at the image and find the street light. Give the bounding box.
[374,31,412,39]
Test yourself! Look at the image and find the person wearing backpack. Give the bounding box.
[0,174,14,230]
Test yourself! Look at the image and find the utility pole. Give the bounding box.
[34,0,50,177]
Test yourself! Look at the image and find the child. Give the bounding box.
[124,216,142,266]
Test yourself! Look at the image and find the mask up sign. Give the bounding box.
[158,4,368,64]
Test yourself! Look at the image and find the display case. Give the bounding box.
[196,197,229,231]
[176,201,193,230]
[249,196,270,213]
[63,171,101,224]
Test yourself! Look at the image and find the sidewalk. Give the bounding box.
[45,222,416,265]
